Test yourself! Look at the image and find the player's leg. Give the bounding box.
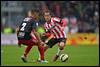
[21,40,37,62]
[53,38,66,61]
[23,40,39,57]
[37,44,44,61]
[37,38,56,62]
[21,43,33,62]
[45,38,60,61]
[53,42,65,61]
[37,42,48,63]
[21,45,33,62]
[24,44,33,57]
[37,35,49,62]
[41,35,49,52]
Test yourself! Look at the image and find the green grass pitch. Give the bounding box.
[1,44,99,66]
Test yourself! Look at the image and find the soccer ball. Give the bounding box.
[60,54,69,62]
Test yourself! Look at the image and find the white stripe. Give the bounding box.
[31,32,36,39]
[63,31,66,38]
[51,18,54,23]
[56,23,62,28]
[55,26,63,38]
[46,23,49,32]
[54,18,60,22]
[51,19,63,38]
[48,24,51,29]
[51,17,66,38]
[56,23,66,38]
[50,21,59,38]
[44,23,47,32]
[52,29,59,38]
[49,24,51,27]
[46,23,49,29]
[56,23,64,38]
[51,19,55,26]
[49,23,58,38]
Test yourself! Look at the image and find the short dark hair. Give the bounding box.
[28,9,40,19]
[44,12,50,16]
[28,9,39,15]
[43,10,54,16]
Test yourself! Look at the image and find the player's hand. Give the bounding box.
[43,32,51,37]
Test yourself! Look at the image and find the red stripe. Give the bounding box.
[48,23,51,28]
[44,23,46,29]
[56,25,65,38]
[54,28,60,38]
[30,29,37,40]
[44,23,57,38]
[45,17,65,38]
[50,19,60,38]
[45,23,49,31]
[51,29,56,38]
[52,18,63,38]
[45,23,48,29]
[51,18,56,26]
[44,24,46,29]
[56,25,63,38]
[47,22,56,38]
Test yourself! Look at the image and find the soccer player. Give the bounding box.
[16,9,47,63]
[41,11,67,61]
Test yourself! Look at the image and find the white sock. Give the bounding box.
[38,53,41,60]
[56,48,61,56]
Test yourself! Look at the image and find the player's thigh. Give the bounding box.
[18,40,28,46]
[30,39,39,46]
[58,42,65,47]
[46,38,58,48]
[58,38,66,49]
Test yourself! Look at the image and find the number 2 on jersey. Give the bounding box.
[20,23,27,31]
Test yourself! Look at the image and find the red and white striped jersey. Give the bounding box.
[44,17,66,39]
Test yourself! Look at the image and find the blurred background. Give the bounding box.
[1,1,99,45]
[1,1,99,66]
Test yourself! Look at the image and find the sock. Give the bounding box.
[24,45,33,57]
[38,46,44,60]
[38,46,48,60]
[38,53,41,60]
[56,48,62,56]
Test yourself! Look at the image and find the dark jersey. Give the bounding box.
[17,17,38,40]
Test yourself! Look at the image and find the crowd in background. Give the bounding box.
[1,1,99,34]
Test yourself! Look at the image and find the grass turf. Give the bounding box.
[1,45,99,66]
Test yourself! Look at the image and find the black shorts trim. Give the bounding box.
[47,38,66,48]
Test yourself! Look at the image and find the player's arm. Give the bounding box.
[42,24,52,38]
[42,24,54,43]
[16,27,20,36]
[53,17,62,23]
[31,21,44,45]
[16,26,22,47]
[32,28,42,43]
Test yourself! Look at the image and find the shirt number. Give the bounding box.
[20,23,27,31]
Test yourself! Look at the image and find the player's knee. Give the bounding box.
[59,42,65,50]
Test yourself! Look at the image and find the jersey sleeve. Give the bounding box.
[53,17,61,23]
[44,23,48,32]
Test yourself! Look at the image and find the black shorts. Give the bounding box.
[41,36,66,48]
